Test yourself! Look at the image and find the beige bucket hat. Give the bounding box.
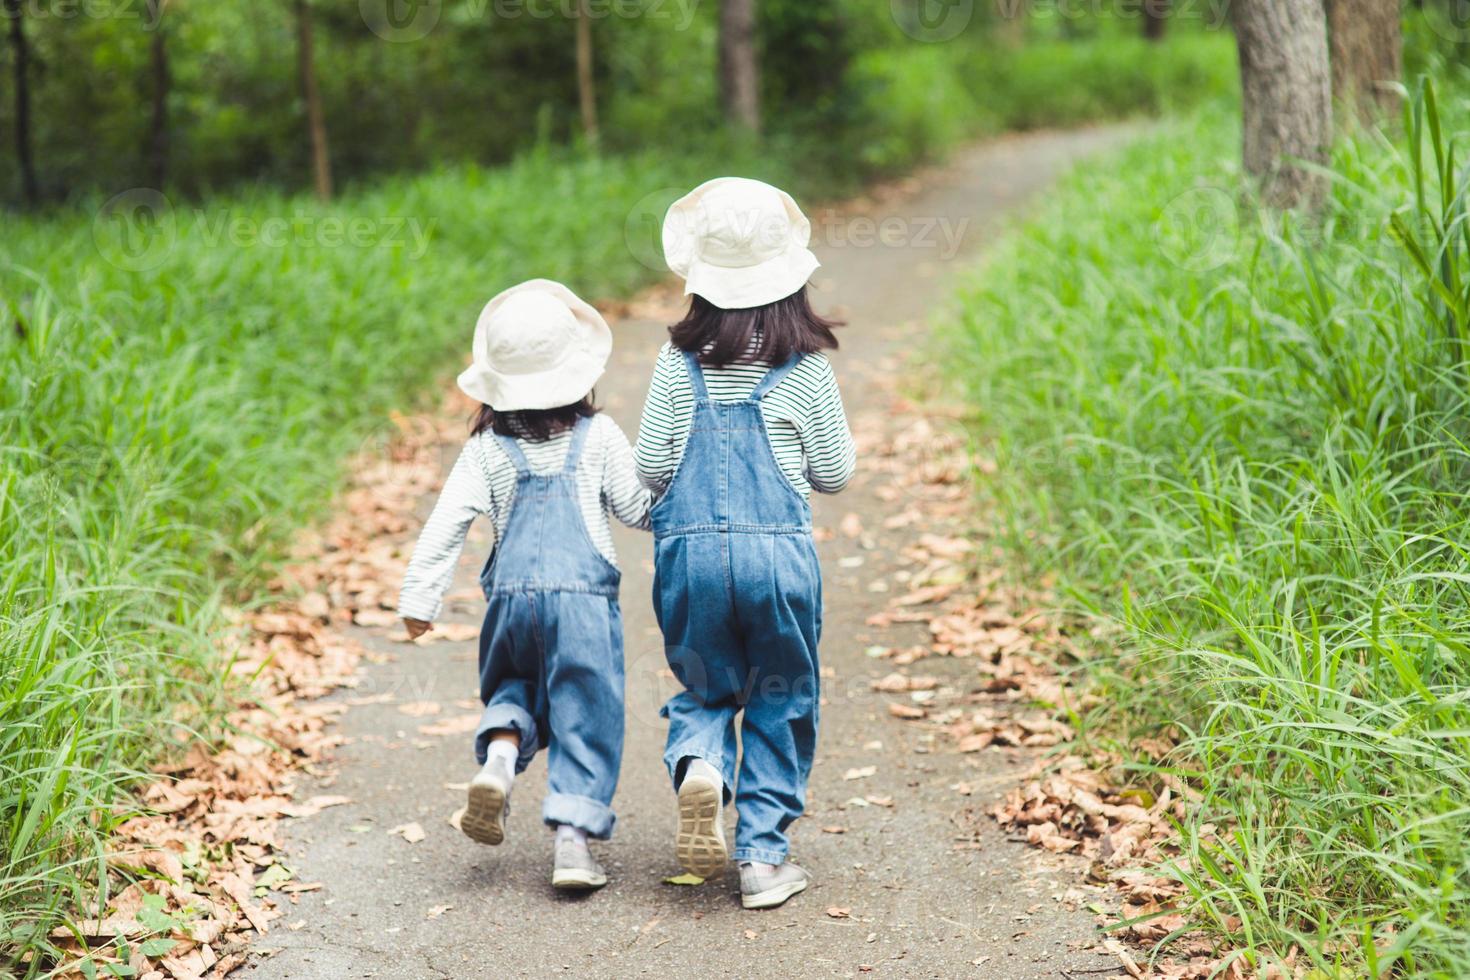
[661,177,820,310]
[456,279,611,411]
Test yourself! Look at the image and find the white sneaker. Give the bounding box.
[461,757,511,846]
[551,839,608,890]
[739,861,811,910]
[675,759,728,878]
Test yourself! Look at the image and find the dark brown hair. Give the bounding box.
[472,393,598,442]
[669,287,841,368]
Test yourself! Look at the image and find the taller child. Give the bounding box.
[636,178,856,909]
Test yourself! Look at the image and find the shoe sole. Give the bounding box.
[460,779,507,846]
[741,876,810,910]
[552,868,608,890]
[675,776,728,878]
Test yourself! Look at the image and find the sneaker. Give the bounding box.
[675,760,728,878]
[460,757,511,845]
[551,839,608,890]
[739,861,811,910]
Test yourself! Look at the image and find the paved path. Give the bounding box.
[256,126,1132,980]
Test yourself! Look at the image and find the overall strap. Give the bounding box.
[681,348,710,400]
[560,415,593,474]
[749,353,804,401]
[492,431,532,476]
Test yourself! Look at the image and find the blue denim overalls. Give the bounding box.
[474,416,625,840]
[652,350,823,866]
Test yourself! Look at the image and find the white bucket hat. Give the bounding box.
[456,279,612,411]
[661,177,820,310]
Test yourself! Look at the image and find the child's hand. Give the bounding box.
[403,617,433,640]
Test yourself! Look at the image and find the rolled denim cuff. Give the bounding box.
[543,792,617,840]
[732,846,788,865]
[475,703,539,772]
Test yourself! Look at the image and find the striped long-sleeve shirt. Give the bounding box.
[397,414,651,622]
[634,341,857,499]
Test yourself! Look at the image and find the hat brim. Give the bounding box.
[683,245,820,310]
[458,348,607,411]
[458,278,612,411]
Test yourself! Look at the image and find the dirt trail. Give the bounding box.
[255,126,1133,980]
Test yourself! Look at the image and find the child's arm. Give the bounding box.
[601,417,653,531]
[634,343,679,493]
[801,355,857,494]
[398,442,491,628]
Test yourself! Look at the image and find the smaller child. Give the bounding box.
[398,279,650,891]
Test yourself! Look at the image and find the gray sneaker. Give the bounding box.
[739,861,811,910]
[551,839,608,890]
[675,760,729,878]
[460,757,511,846]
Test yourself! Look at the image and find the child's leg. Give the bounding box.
[538,593,625,840]
[474,593,545,772]
[729,534,822,866]
[653,534,745,796]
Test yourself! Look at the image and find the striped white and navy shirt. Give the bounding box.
[397,414,651,622]
[635,341,857,499]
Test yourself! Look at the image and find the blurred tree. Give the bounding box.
[759,0,850,117]
[145,0,170,188]
[720,0,760,132]
[294,0,332,199]
[4,0,38,203]
[576,0,599,146]
[1143,0,1169,40]
[1327,0,1401,122]
[1233,0,1331,209]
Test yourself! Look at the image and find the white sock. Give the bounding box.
[486,739,519,779]
[740,860,778,874]
[684,757,722,788]
[555,824,588,848]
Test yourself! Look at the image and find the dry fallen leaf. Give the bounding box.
[388,822,426,844]
[418,715,481,737]
[826,906,851,919]
[426,904,453,919]
[396,701,441,717]
[821,825,848,834]
[843,766,877,781]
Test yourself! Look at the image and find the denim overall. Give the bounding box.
[652,350,823,865]
[475,416,625,840]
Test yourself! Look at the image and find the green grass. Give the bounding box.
[0,29,1235,974]
[939,75,1470,976]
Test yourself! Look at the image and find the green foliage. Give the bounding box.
[0,0,1235,203]
[939,75,1470,974]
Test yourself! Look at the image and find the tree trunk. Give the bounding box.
[5,0,39,204]
[1233,0,1332,210]
[145,0,170,188]
[295,0,333,200]
[718,0,760,133]
[1143,0,1169,40]
[575,0,599,147]
[1327,0,1401,123]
